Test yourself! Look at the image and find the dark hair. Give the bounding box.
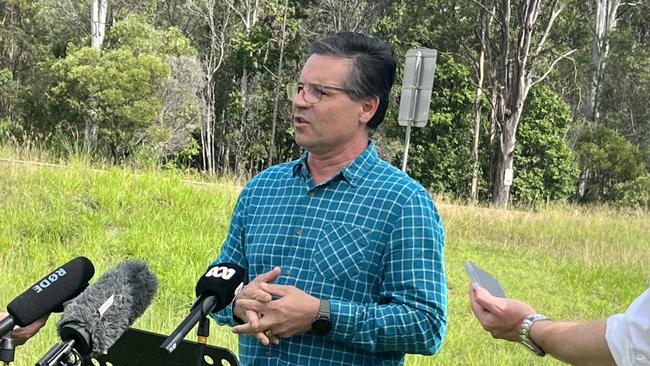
[308,32,396,131]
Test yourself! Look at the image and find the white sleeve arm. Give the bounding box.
[606,288,650,366]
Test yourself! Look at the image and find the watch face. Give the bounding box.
[312,317,331,336]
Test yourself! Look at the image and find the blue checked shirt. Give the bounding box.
[212,141,447,366]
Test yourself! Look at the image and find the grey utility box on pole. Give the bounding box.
[398,48,437,172]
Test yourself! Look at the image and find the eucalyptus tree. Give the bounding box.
[596,2,650,166]
[85,0,109,152]
[485,0,576,208]
[579,0,630,123]
[186,0,235,174]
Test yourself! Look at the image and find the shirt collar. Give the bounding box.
[291,151,310,178]
[291,141,380,187]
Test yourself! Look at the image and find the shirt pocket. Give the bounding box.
[313,223,369,283]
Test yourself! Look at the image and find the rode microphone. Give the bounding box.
[0,257,95,338]
[160,263,246,354]
[37,260,158,366]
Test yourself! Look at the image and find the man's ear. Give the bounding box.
[359,95,380,125]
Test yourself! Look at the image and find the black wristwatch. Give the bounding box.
[311,299,331,336]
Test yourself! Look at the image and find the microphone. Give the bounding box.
[37,260,158,366]
[160,263,246,354]
[0,256,95,337]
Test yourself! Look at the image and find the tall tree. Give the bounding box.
[85,0,109,152]
[187,0,233,174]
[225,0,260,173]
[470,0,495,202]
[267,0,290,167]
[489,0,575,208]
[583,0,623,122]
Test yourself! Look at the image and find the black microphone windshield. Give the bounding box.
[6,256,95,327]
[195,263,246,313]
[159,263,246,354]
[56,260,158,356]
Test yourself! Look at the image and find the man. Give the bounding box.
[0,313,48,346]
[211,32,447,365]
[469,284,650,366]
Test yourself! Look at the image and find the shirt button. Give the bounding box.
[265,351,272,357]
[284,270,291,276]
[307,191,314,198]
[296,228,304,236]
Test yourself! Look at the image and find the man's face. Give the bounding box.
[292,54,371,155]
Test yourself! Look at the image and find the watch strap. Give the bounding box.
[519,313,550,356]
[318,299,331,319]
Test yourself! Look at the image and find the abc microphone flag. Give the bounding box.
[160,263,246,354]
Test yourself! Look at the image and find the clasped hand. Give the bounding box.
[232,267,320,345]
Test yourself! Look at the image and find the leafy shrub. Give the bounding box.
[574,124,645,202]
[512,86,579,205]
[612,174,650,210]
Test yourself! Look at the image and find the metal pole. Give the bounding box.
[0,335,15,365]
[401,51,423,172]
[401,120,412,172]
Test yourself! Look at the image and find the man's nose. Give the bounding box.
[292,89,311,109]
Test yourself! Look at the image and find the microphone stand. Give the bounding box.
[196,317,210,366]
[37,339,82,366]
[160,296,217,354]
[0,334,15,365]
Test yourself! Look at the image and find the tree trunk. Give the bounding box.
[470,66,484,202]
[268,0,289,167]
[85,0,108,153]
[470,1,493,202]
[491,0,512,208]
[487,86,498,197]
[577,167,590,200]
[492,130,515,207]
[493,109,525,207]
[586,0,621,122]
[204,91,215,174]
[218,109,226,173]
[91,0,108,49]
[236,66,248,174]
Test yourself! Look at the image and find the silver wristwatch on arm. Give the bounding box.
[519,313,551,356]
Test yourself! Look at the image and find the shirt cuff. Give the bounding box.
[212,301,240,327]
[607,314,627,366]
[232,299,245,324]
[328,299,371,341]
[328,299,349,338]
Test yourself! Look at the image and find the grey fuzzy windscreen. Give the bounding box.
[56,260,158,356]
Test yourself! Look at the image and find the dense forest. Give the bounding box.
[1,0,648,208]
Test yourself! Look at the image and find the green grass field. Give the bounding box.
[1,159,648,365]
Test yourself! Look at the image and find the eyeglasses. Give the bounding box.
[287,82,351,104]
